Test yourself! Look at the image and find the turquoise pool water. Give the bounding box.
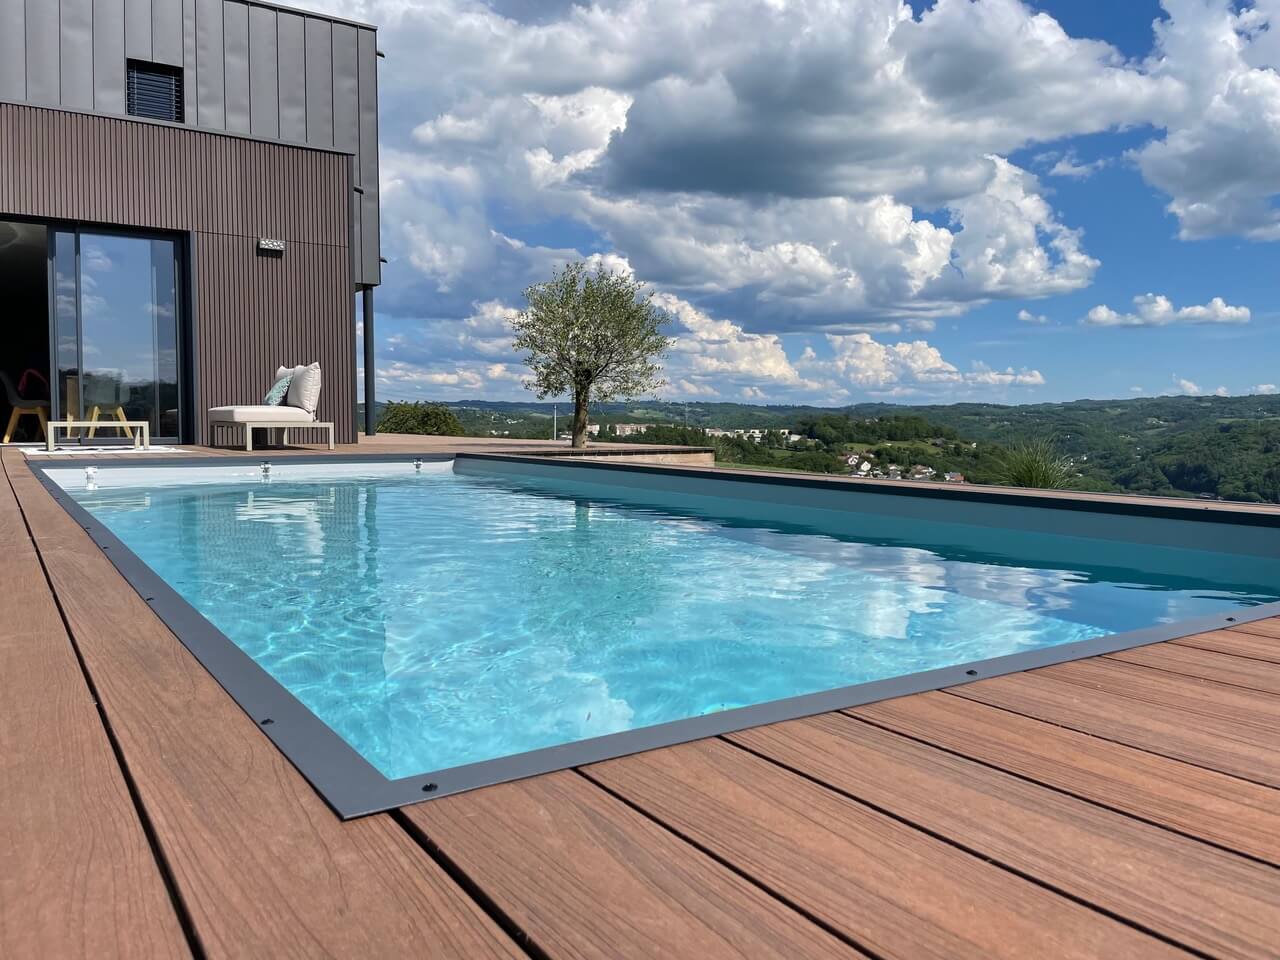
[63,461,1280,781]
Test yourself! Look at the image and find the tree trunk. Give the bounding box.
[571,386,590,448]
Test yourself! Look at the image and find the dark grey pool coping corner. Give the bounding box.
[23,453,1280,820]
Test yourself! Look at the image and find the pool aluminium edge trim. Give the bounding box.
[24,453,1280,820]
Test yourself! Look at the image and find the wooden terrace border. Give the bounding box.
[4,444,1280,959]
[22,450,1280,817]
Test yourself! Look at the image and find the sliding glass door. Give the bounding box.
[51,229,181,440]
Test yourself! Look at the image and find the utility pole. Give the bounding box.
[552,404,557,440]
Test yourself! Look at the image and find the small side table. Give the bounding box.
[48,419,150,452]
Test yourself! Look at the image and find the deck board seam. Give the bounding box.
[389,809,552,960]
[2,454,209,960]
[841,707,1280,870]
[1224,623,1280,640]
[940,686,1280,790]
[1171,637,1280,665]
[571,766,885,960]
[715,734,1211,959]
[1101,649,1280,693]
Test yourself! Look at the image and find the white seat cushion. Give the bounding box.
[208,405,315,424]
[285,362,322,414]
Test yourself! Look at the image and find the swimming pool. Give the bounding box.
[39,454,1280,816]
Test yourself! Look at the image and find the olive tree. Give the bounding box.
[511,261,672,447]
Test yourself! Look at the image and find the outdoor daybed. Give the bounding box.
[208,363,335,451]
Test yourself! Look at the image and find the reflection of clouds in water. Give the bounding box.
[857,580,940,641]
[650,528,1065,646]
[82,470,1267,781]
[717,525,1089,623]
[943,562,1081,614]
[467,485,1097,641]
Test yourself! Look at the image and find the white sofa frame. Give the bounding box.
[215,418,335,451]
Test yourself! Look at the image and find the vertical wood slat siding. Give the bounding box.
[0,0,379,286]
[195,237,354,448]
[0,102,355,444]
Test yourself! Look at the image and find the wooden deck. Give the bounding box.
[2,443,1278,958]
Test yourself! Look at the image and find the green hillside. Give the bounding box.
[365,394,1280,504]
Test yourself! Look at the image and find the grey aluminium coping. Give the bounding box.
[236,0,378,32]
[24,453,1280,819]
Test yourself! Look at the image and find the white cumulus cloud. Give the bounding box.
[1134,0,1280,240]
[799,333,1045,398]
[1084,294,1250,327]
[321,0,1280,403]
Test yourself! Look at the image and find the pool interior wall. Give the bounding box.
[33,454,1280,818]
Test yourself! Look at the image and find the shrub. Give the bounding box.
[998,438,1072,489]
[377,402,465,436]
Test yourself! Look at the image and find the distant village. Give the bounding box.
[577,423,968,483]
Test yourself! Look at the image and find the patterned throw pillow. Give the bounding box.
[263,374,293,406]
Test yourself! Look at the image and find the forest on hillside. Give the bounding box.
[367,394,1280,504]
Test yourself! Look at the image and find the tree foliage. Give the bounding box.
[795,413,958,445]
[432,394,1280,504]
[377,401,465,436]
[511,261,672,447]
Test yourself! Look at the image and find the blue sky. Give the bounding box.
[330,0,1280,405]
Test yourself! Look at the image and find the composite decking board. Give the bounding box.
[16,440,1280,957]
[727,713,1280,960]
[0,461,191,960]
[403,770,858,960]
[849,691,1280,865]
[1229,618,1280,640]
[3,452,525,960]
[1106,642,1280,695]
[951,670,1280,786]
[585,740,1185,960]
[1042,657,1280,731]
[1175,628,1280,664]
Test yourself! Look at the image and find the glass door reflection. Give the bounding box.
[54,231,181,439]
[52,230,80,430]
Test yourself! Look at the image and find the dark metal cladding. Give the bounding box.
[0,101,357,444]
[0,0,380,286]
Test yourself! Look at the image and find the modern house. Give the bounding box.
[0,0,381,446]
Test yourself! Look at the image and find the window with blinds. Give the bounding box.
[126,61,184,123]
